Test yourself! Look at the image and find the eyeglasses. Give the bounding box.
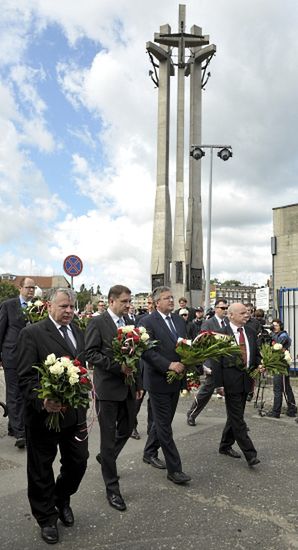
[216,306,228,310]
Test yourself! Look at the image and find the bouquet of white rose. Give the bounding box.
[249,342,291,380]
[34,354,93,431]
[23,298,48,323]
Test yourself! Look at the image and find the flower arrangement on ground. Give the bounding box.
[112,325,156,385]
[23,298,48,323]
[34,354,93,431]
[167,331,241,383]
[186,370,201,392]
[249,342,291,380]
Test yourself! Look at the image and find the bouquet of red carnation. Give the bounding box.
[167,332,241,383]
[112,325,156,385]
[34,354,93,431]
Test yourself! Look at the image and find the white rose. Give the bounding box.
[27,301,33,307]
[284,351,292,364]
[67,365,80,375]
[60,357,73,367]
[273,343,283,351]
[68,373,79,385]
[138,326,146,333]
[45,353,57,366]
[121,325,135,333]
[49,362,64,376]
[34,299,43,307]
[140,332,150,342]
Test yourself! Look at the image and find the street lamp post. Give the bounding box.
[190,144,233,311]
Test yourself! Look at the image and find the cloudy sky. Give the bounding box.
[1,0,298,295]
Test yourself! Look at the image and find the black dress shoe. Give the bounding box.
[130,428,141,440]
[143,455,166,469]
[58,504,74,526]
[219,448,241,458]
[248,457,260,467]
[106,493,126,511]
[186,416,196,426]
[41,525,59,544]
[15,437,26,449]
[167,471,191,484]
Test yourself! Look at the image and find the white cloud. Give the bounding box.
[1,0,298,295]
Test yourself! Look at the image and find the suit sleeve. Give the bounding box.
[0,302,8,354]
[85,317,123,376]
[17,326,44,413]
[140,317,173,374]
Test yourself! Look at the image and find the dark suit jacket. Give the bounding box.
[17,317,85,428]
[141,310,187,393]
[212,323,261,394]
[201,316,227,332]
[85,310,139,401]
[0,297,27,368]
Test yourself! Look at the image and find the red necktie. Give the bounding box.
[238,327,247,367]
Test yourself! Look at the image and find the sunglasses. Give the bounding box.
[217,306,228,310]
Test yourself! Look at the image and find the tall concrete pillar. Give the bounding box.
[147,26,174,289]
[185,25,204,306]
[171,4,186,305]
[147,5,216,304]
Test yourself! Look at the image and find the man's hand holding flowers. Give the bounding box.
[168,361,185,374]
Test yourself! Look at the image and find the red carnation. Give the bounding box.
[73,359,82,367]
[80,377,89,384]
[79,367,88,374]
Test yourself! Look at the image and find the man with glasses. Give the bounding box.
[0,276,35,448]
[141,286,191,485]
[186,299,229,426]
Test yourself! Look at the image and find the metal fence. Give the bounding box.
[278,287,298,374]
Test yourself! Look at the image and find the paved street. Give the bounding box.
[1,373,298,550]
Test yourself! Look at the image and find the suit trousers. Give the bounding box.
[134,392,153,434]
[144,390,182,474]
[99,395,136,495]
[187,374,215,420]
[3,367,25,437]
[219,392,257,462]
[26,423,89,527]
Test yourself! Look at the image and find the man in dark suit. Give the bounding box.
[213,303,261,466]
[0,276,35,447]
[17,288,88,544]
[85,284,142,512]
[141,286,191,485]
[186,298,228,426]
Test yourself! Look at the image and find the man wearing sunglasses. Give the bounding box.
[186,299,228,426]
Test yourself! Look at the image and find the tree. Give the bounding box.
[221,280,243,287]
[210,278,221,285]
[0,282,19,303]
[76,286,93,312]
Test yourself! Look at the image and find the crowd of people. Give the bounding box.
[0,280,297,545]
